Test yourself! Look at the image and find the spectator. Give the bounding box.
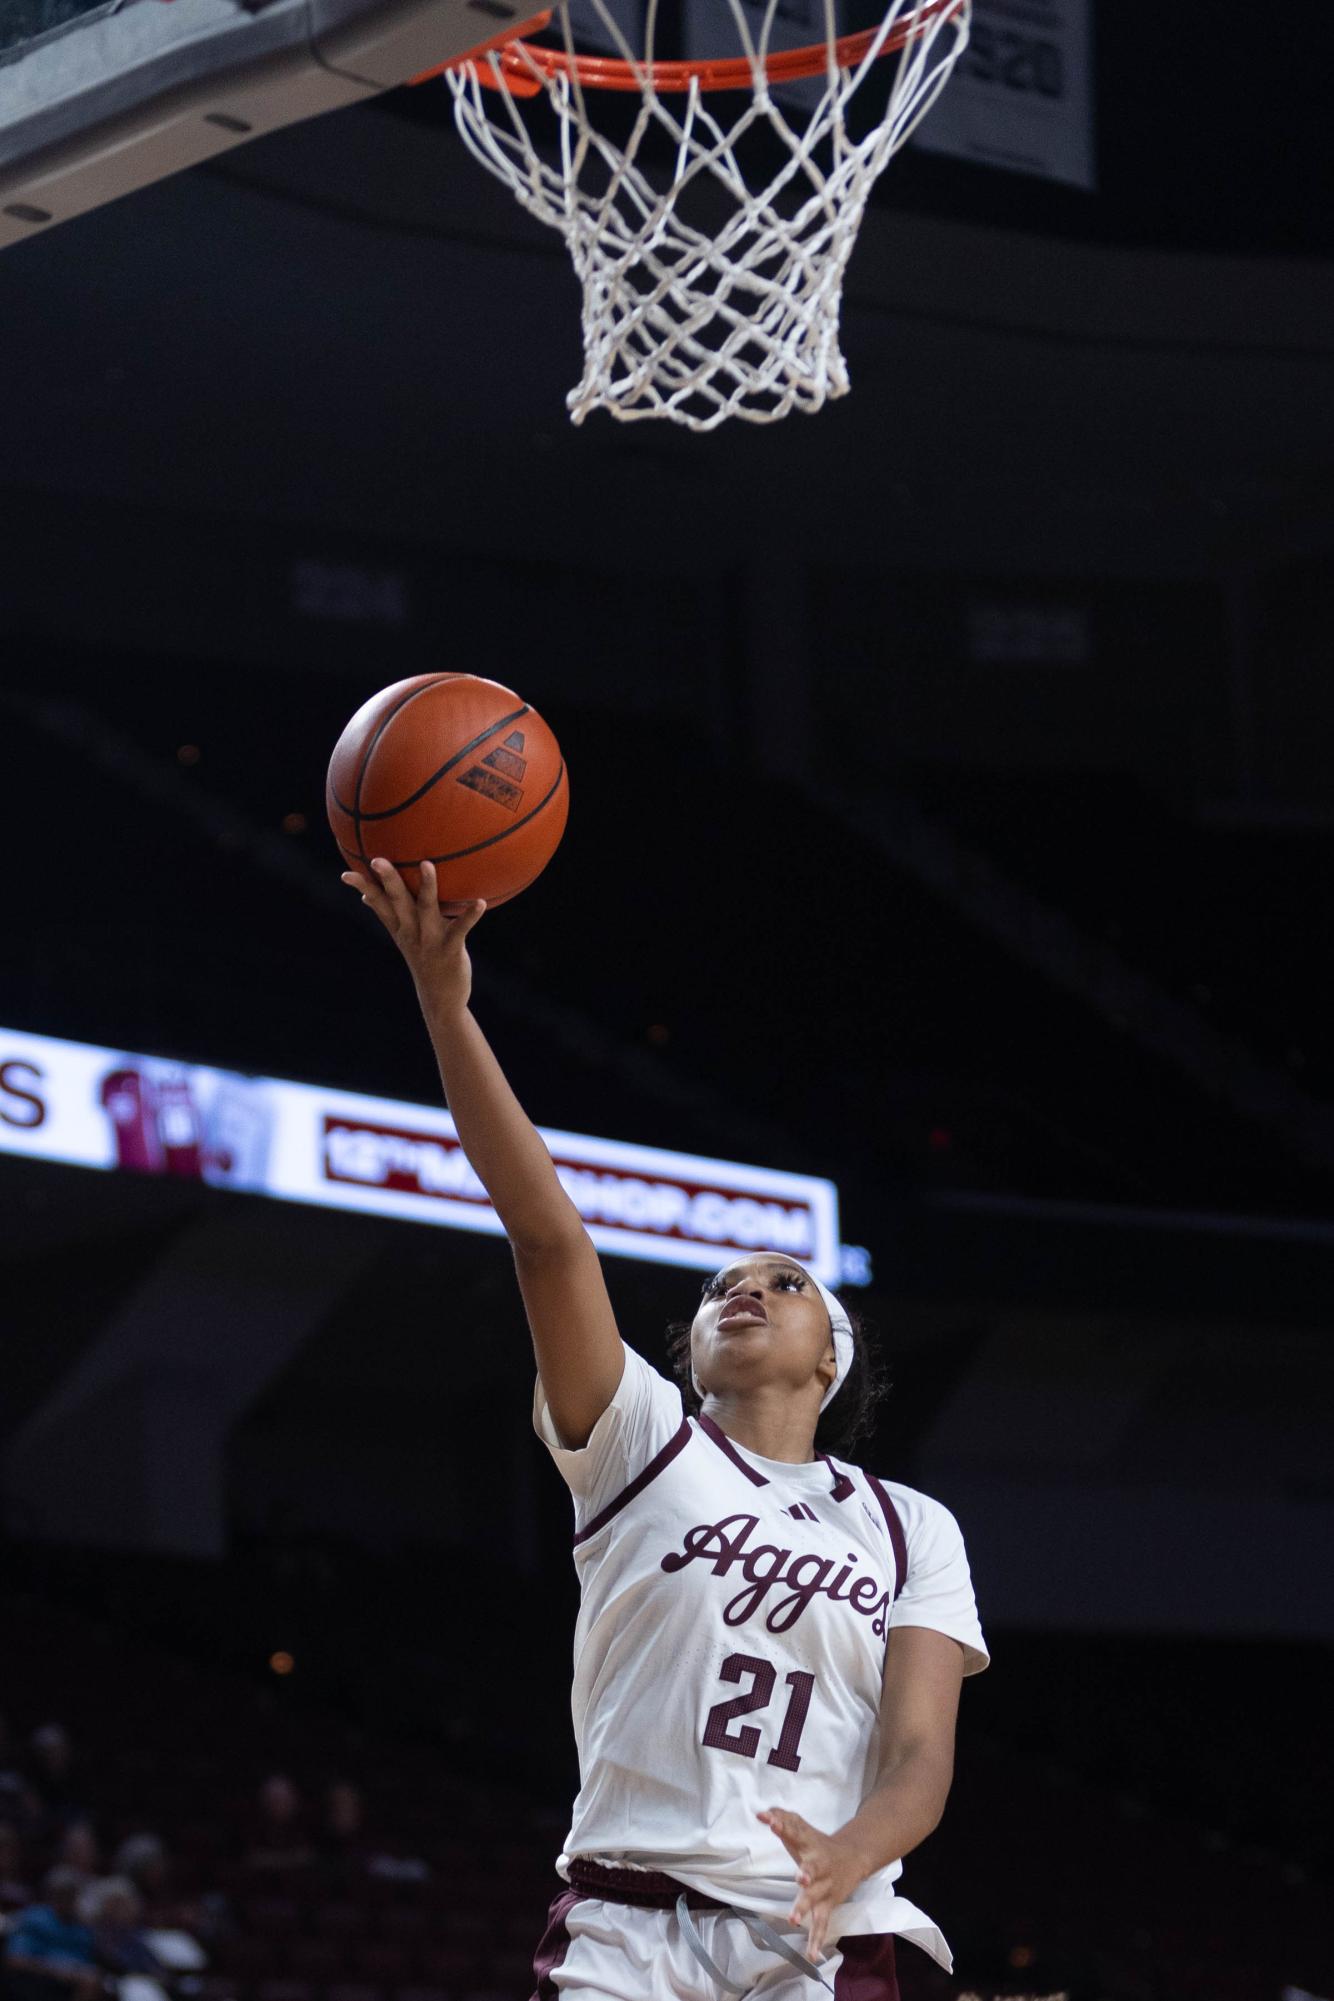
[0,1820,35,1913]
[0,1719,40,1833]
[3,1865,102,2001]
[316,1784,427,1887]
[55,1824,101,1884]
[111,1836,212,1956]
[0,1717,21,1806]
[78,1878,172,1992]
[319,1783,368,1879]
[109,1840,170,1925]
[242,1777,314,1873]
[26,1729,86,1829]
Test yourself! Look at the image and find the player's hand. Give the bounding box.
[757,1807,864,1965]
[341,858,485,1014]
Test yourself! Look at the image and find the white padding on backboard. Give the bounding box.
[0,0,498,247]
[0,0,305,159]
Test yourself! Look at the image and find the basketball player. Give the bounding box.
[343,858,989,2001]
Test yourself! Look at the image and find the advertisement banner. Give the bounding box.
[0,1026,843,1282]
[912,0,1095,191]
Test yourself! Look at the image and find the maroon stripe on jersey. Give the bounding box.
[820,1455,857,1501]
[865,1474,909,1601]
[530,1887,584,2000]
[697,1413,769,1486]
[833,1931,900,2000]
[572,1417,692,1546]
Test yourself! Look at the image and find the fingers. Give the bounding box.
[371,855,415,913]
[341,859,486,937]
[758,1807,811,1860]
[759,1811,830,1962]
[791,1884,830,1964]
[788,1883,830,1963]
[411,860,448,947]
[427,862,487,934]
[340,865,398,936]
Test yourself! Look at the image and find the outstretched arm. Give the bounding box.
[759,1625,963,1961]
[344,857,624,1447]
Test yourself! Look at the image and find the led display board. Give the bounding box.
[0,1026,844,1282]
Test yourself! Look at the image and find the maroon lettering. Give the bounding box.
[702,1653,774,1760]
[824,1558,858,1603]
[849,1572,891,1637]
[662,1516,888,1636]
[767,1671,816,1772]
[702,1655,817,1773]
[0,1060,45,1130]
[722,1542,793,1626]
[767,1553,835,1632]
[660,1512,758,1579]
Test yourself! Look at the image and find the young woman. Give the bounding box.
[343,859,989,2001]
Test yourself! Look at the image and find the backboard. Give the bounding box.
[0,0,541,249]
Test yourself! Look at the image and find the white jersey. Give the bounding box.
[534,1343,989,1971]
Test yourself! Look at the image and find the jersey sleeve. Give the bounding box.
[532,1340,686,1530]
[889,1488,990,1676]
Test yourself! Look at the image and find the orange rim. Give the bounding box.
[418,0,965,98]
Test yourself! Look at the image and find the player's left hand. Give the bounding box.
[757,1807,864,1964]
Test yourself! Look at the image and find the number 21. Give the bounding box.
[702,1652,816,1772]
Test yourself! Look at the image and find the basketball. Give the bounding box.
[326,673,568,909]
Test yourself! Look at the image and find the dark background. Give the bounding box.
[1,4,1333,1999]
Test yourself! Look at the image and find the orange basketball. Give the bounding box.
[326,673,568,909]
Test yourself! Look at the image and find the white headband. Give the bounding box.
[692,1262,855,1414]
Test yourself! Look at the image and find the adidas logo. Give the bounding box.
[459,730,527,813]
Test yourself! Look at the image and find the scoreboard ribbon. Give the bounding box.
[0,1024,843,1282]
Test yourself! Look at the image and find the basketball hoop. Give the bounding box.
[435,0,970,430]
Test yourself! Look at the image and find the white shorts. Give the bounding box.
[531,1888,902,2001]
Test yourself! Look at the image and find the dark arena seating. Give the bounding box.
[4,18,1334,2001]
[5,644,1330,1216]
[0,1585,557,2001]
[899,764,1334,1105]
[4,625,1334,2000]
[2,1558,1330,2001]
[3,629,1334,2001]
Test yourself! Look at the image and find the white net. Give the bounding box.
[447,0,970,430]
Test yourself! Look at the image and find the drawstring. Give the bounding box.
[675,1893,834,1997]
